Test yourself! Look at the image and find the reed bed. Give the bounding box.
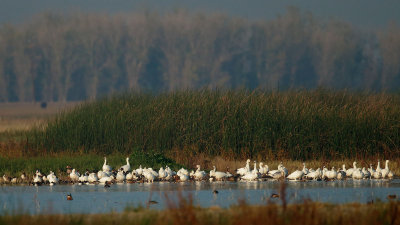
[0,200,398,225]
[26,90,400,160]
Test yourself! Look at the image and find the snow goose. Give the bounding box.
[99,176,113,184]
[302,163,309,175]
[116,169,126,182]
[33,171,43,185]
[237,159,251,176]
[278,162,288,177]
[136,165,143,176]
[178,173,189,181]
[373,170,382,179]
[287,170,304,180]
[102,157,112,172]
[346,162,357,177]
[120,157,131,172]
[70,169,80,182]
[97,170,108,179]
[158,167,167,180]
[269,170,285,179]
[337,169,345,180]
[352,168,364,180]
[368,164,375,174]
[88,173,98,183]
[362,167,371,179]
[143,169,155,183]
[381,160,390,178]
[376,161,382,173]
[305,168,321,180]
[258,162,266,175]
[2,175,10,183]
[325,167,338,179]
[78,172,89,184]
[47,171,59,185]
[241,170,258,181]
[194,165,206,181]
[210,166,229,181]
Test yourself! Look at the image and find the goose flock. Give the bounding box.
[1,158,396,186]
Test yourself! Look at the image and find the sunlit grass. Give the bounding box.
[0,200,398,225]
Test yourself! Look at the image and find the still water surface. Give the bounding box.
[1,179,399,215]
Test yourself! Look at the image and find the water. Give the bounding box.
[1,179,399,215]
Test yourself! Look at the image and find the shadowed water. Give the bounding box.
[1,179,399,215]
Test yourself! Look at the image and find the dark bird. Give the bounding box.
[148,200,158,205]
[104,181,111,188]
[388,195,397,200]
[67,193,73,200]
[270,193,280,198]
[213,190,219,194]
[66,166,72,174]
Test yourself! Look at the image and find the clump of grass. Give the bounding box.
[25,90,400,160]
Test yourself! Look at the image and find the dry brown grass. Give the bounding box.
[0,102,80,132]
[0,201,399,225]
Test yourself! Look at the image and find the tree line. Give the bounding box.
[0,7,400,102]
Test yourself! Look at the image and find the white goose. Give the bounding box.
[302,163,309,175]
[99,176,113,184]
[352,168,364,180]
[47,171,58,185]
[120,157,131,172]
[194,165,206,181]
[376,161,382,174]
[305,168,321,180]
[158,167,167,180]
[237,159,251,176]
[346,162,357,177]
[116,169,126,182]
[33,173,43,185]
[88,173,99,183]
[102,157,112,172]
[70,169,80,182]
[78,172,89,184]
[210,166,229,181]
[325,167,338,179]
[278,162,288,177]
[337,169,345,180]
[241,169,259,181]
[362,167,371,179]
[258,162,266,175]
[381,160,390,178]
[287,170,304,180]
[143,169,155,183]
[97,170,108,179]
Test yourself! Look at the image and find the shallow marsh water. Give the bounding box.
[1,179,399,215]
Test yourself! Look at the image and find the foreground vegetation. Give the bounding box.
[0,200,399,225]
[25,90,400,160]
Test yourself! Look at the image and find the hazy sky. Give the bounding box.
[1,0,400,28]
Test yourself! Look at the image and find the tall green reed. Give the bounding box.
[26,90,400,160]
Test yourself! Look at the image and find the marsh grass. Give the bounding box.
[25,90,400,160]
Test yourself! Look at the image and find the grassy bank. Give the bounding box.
[25,90,400,160]
[1,155,398,178]
[0,151,180,178]
[0,201,399,225]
